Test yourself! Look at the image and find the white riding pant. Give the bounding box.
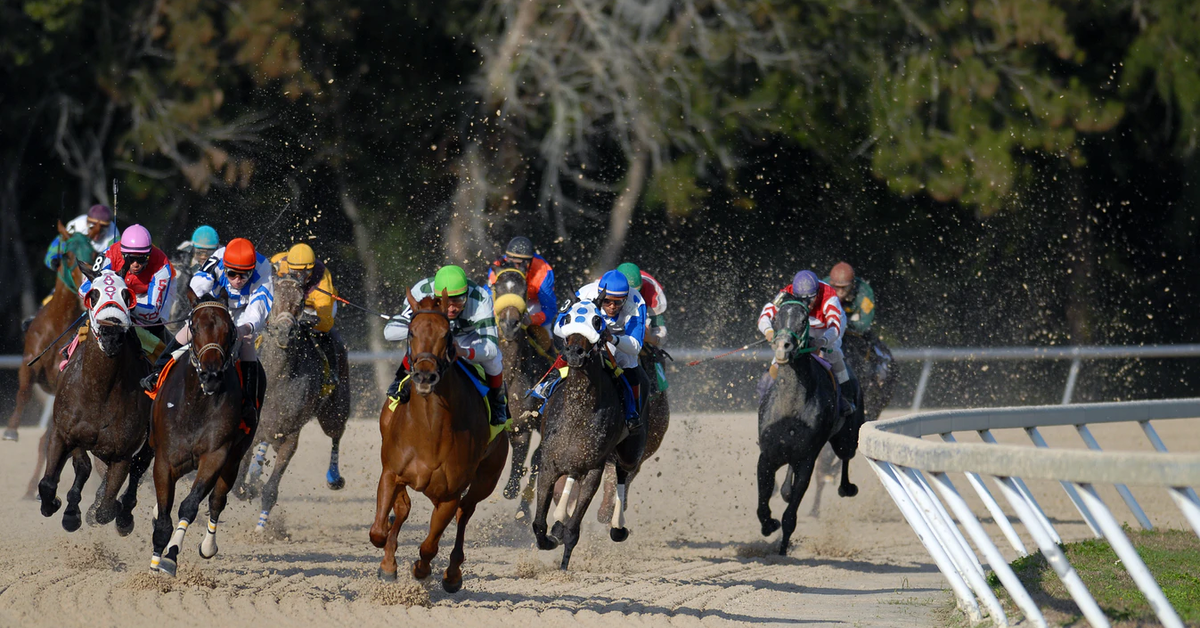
[810,326,848,384]
[174,322,259,362]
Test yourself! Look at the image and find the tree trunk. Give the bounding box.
[338,182,391,396]
[2,108,43,319]
[596,144,650,273]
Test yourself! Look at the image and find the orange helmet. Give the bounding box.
[223,238,258,271]
[829,262,855,288]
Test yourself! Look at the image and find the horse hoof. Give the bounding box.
[502,481,520,500]
[157,557,178,577]
[327,476,345,491]
[535,535,558,551]
[62,512,82,533]
[2,428,17,442]
[377,567,397,582]
[442,577,462,594]
[761,518,781,537]
[116,518,135,537]
[199,540,218,559]
[412,560,431,580]
[609,527,629,543]
[549,521,565,544]
[40,497,62,517]
[838,483,859,498]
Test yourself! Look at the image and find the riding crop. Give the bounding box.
[310,286,391,321]
[26,312,87,367]
[684,338,769,367]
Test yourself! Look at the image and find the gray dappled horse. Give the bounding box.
[596,347,670,524]
[235,274,350,531]
[757,300,862,556]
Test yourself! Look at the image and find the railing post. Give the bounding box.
[1168,487,1200,539]
[941,434,1028,556]
[1074,424,1154,530]
[911,358,933,412]
[978,430,1062,544]
[1139,421,1200,504]
[1024,427,1102,537]
[1061,357,1082,404]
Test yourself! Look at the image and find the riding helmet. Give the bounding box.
[191,225,220,250]
[223,238,258,271]
[286,243,316,270]
[120,224,153,255]
[829,262,855,288]
[616,262,643,290]
[599,270,630,298]
[433,265,470,297]
[87,204,113,224]
[505,236,534,260]
[792,270,819,300]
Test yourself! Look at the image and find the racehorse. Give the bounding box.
[805,330,897,516]
[235,274,350,530]
[532,302,645,570]
[369,293,508,593]
[6,224,100,444]
[757,300,862,555]
[491,265,550,503]
[596,346,670,524]
[37,268,153,535]
[147,292,260,577]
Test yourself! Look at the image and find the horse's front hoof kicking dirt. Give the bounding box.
[40,496,62,518]
[377,567,397,582]
[609,527,629,543]
[838,483,859,497]
[327,476,345,491]
[548,521,565,545]
[62,510,82,533]
[761,518,781,536]
[157,557,178,577]
[412,560,431,580]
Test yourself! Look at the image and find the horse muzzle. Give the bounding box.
[563,346,588,368]
[412,369,439,396]
[199,371,223,395]
[773,338,793,363]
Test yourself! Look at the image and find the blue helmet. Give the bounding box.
[792,270,819,300]
[599,269,630,298]
[191,225,220,249]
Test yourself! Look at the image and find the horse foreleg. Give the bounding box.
[837,456,858,497]
[93,458,130,526]
[756,454,782,537]
[36,429,70,516]
[517,444,541,520]
[609,465,630,542]
[377,484,410,581]
[444,436,508,593]
[150,456,177,574]
[61,448,92,532]
[162,449,225,576]
[414,498,457,581]
[531,457,559,550]
[201,445,246,560]
[369,470,401,549]
[779,457,817,556]
[316,402,348,491]
[503,426,531,500]
[4,365,34,441]
[560,468,603,571]
[116,444,154,536]
[257,433,299,532]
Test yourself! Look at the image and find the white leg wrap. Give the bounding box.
[553,477,575,523]
[255,510,269,531]
[611,483,626,529]
[166,519,190,554]
[149,553,161,573]
[200,518,219,558]
[248,442,268,476]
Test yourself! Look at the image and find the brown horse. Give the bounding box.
[532,302,645,569]
[596,347,670,523]
[235,274,350,530]
[37,267,153,535]
[491,266,550,504]
[147,293,260,577]
[6,223,99,445]
[369,293,509,593]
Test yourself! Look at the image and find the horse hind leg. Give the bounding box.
[443,435,508,593]
[92,459,131,526]
[517,444,541,520]
[560,468,603,570]
[4,364,35,441]
[116,444,154,536]
[25,430,51,500]
[503,426,532,500]
[236,441,269,501]
[256,433,300,533]
[778,457,818,556]
[36,429,71,516]
[61,448,93,532]
[609,466,631,542]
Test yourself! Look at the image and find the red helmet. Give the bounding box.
[829,262,855,288]
[223,238,257,271]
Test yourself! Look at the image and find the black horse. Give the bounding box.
[757,300,862,555]
[532,304,645,569]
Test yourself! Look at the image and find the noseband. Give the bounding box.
[189,300,238,374]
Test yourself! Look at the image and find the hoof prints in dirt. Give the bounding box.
[368,580,432,607]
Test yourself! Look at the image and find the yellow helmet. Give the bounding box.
[287,243,316,270]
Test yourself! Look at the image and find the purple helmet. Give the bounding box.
[87,204,113,223]
[792,270,819,300]
[120,224,153,255]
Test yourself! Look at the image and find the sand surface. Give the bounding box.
[0,408,954,627]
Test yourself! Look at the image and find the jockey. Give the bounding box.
[79,224,176,349]
[270,243,347,385]
[141,238,273,418]
[44,204,121,270]
[825,261,876,335]
[568,270,649,433]
[174,225,221,273]
[384,265,508,427]
[616,262,667,346]
[758,270,857,416]
[486,236,557,353]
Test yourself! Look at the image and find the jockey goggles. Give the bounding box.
[124,253,150,266]
[601,296,626,308]
[226,268,250,280]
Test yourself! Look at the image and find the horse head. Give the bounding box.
[555,300,606,368]
[189,295,237,395]
[492,266,528,342]
[406,291,454,396]
[56,224,101,291]
[80,266,135,357]
[266,275,306,348]
[772,300,812,364]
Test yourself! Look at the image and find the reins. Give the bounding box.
[189,300,238,374]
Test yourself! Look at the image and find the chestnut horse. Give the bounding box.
[369,293,508,593]
[6,224,100,444]
[148,293,260,577]
[38,267,153,535]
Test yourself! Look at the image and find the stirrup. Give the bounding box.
[625,418,642,434]
[140,372,159,392]
[389,377,410,403]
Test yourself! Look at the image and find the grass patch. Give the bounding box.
[987,528,1200,626]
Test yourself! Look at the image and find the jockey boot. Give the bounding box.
[386,362,410,403]
[141,336,182,392]
[486,381,510,427]
[626,383,642,434]
[240,361,265,424]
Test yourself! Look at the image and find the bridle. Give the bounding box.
[268,276,303,350]
[409,307,455,378]
[774,300,816,363]
[189,300,239,375]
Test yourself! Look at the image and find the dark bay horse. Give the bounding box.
[806,330,897,516]
[6,225,100,444]
[369,293,509,593]
[532,302,645,570]
[757,300,862,555]
[236,274,349,530]
[38,268,153,535]
[596,347,670,524]
[492,266,550,503]
[148,293,259,577]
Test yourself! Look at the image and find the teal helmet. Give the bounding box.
[191,225,220,249]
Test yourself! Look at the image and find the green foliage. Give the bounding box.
[1122,0,1200,153]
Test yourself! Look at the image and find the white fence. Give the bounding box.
[860,398,1200,627]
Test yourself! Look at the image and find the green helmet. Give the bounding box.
[616,262,643,290]
[433,265,469,297]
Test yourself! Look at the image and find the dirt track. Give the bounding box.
[0,411,948,627]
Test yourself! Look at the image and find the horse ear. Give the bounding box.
[186,288,199,307]
[405,288,418,313]
[78,257,97,281]
[122,288,135,308]
[56,219,70,240]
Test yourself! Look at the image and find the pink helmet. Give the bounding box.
[120,224,153,255]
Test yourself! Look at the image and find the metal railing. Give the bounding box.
[860,398,1200,627]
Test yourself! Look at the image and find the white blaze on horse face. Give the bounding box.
[553,476,576,523]
[611,483,627,529]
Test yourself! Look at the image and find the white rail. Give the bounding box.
[860,398,1200,627]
